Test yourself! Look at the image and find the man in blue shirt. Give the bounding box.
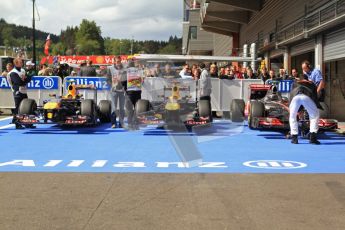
[288,60,325,145]
[302,61,325,101]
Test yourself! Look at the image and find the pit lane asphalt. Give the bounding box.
[0,117,345,229]
[0,173,344,230]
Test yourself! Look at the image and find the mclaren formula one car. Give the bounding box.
[231,84,338,135]
[15,81,111,126]
[135,79,212,129]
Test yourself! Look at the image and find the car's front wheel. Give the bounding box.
[231,99,245,122]
[198,100,211,120]
[248,101,265,129]
[81,99,96,124]
[18,99,37,115]
[98,100,111,123]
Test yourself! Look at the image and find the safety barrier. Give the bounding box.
[141,78,293,111]
[212,79,263,111]
[1,76,294,111]
[210,79,293,111]
[0,76,62,108]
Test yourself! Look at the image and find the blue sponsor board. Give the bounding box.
[0,76,60,90]
[278,80,294,93]
[266,80,294,93]
[64,77,110,90]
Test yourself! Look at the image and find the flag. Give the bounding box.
[44,34,51,56]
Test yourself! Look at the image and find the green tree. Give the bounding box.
[51,42,65,55]
[1,27,14,48]
[0,17,183,57]
[61,26,78,54]
[158,43,179,54]
[142,40,161,54]
[76,39,101,55]
[104,37,113,54]
[104,38,135,55]
[75,19,105,55]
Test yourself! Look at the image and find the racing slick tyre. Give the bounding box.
[18,99,37,115]
[165,110,182,130]
[319,102,329,119]
[231,99,245,122]
[98,100,111,123]
[198,100,212,120]
[81,99,96,124]
[135,99,150,115]
[248,101,265,129]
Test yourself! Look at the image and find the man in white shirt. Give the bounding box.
[199,63,212,121]
[179,64,193,79]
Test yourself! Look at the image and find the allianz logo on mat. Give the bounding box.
[0,160,307,170]
[243,160,307,169]
[0,160,228,168]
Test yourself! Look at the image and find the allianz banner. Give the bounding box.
[0,76,60,90]
[64,77,110,90]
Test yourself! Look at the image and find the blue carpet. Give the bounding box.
[0,118,344,173]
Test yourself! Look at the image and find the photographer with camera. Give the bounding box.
[9,58,33,129]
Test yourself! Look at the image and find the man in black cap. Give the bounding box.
[25,60,37,78]
[289,79,323,145]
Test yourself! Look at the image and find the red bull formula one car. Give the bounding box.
[15,82,111,127]
[135,79,212,130]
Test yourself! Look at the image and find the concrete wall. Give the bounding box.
[182,22,189,54]
[239,0,327,47]
[327,60,345,121]
[187,9,214,53]
[213,34,233,56]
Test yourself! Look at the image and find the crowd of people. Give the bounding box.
[175,63,305,83]
[139,62,308,85]
[1,57,308,85]
[35,60,98,79]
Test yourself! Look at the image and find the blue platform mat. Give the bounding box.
[0,117,344,173]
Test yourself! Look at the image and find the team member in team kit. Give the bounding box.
[9,58,33,129]
[289,79,323,145]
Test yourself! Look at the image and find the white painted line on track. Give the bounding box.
[0,117,12,122]
[0,124,14,130]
